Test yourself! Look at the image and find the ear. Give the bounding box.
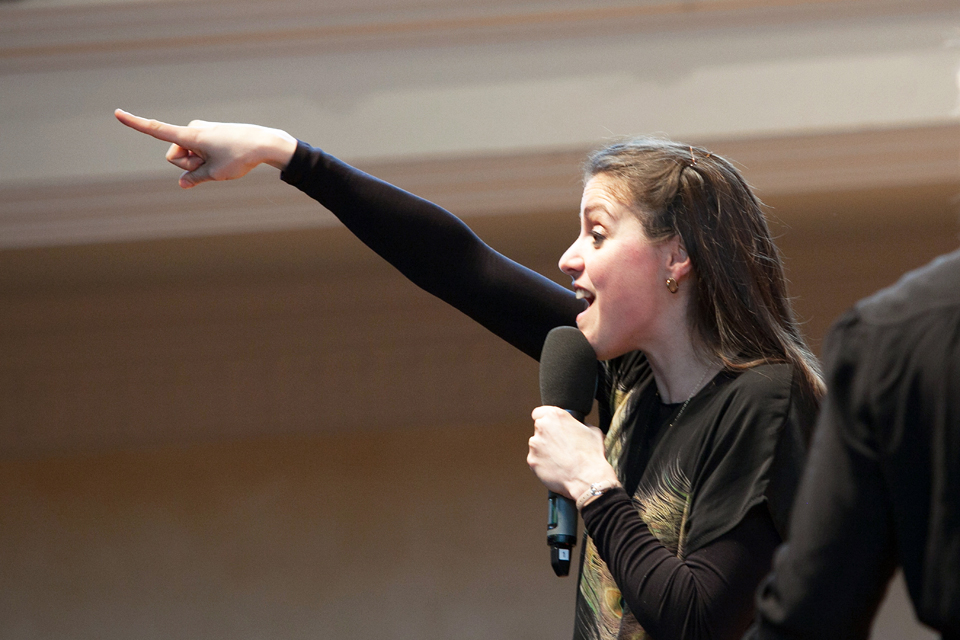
[663,235,692,281]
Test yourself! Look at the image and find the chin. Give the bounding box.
[590,336,633,362]
[576,325,594,345]
[593,348,615,362]
[578,323,613,360]
[587,338,613,361]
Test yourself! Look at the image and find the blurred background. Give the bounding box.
[1,0,959,638]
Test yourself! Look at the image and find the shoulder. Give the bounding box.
[823,250,960,385]
[682,363,812,547]
[727,363,794,398]
[703,363,815,447]
[711,363,798,419]
[850,248,960,329]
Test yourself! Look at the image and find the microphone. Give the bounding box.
[539,326,598,577]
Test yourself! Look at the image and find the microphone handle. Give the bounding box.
[547,493,578,576]
[547,409,585,577]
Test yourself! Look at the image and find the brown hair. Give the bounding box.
[584,138,824,402]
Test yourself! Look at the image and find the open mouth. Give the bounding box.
[574,288,595,305]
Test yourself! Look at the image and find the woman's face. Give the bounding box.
[559,174,674,360]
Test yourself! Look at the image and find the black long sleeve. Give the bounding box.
[281,141,583,360]
[583,489,781,640]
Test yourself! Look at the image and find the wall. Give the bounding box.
[1,1,958,638]
[2,180,958,638]
[0,424,577,639]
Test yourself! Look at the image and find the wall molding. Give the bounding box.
[2,0,957,73]
[1,122,957,249]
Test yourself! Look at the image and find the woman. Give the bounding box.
[115,109,823,640]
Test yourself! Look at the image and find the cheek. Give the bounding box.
[605,260,660,323]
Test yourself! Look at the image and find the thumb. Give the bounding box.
[179,165,213,189]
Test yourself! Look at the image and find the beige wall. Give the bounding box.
[1,177,957,639]
[2,2,958,637]
[769,182,960,352]
[0,423,579,639]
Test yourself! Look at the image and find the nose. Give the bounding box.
[559,238,584,279]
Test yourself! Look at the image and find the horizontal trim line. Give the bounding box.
[1,122,957,249]
[2,0,957,73]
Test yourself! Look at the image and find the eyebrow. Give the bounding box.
[581,204,599,218]
[581,204,613,223]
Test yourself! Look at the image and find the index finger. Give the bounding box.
[114,109,190,145]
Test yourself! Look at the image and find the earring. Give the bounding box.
[665,278,679,294]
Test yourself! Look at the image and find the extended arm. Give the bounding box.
[115,110,582,359]
[280,142,581,359]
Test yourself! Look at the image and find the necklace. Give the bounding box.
[666,367,712,428]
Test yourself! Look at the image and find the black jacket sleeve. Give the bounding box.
[281,141,584,360]
[583,489,781,640]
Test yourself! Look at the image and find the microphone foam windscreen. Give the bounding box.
[539,326,597,416]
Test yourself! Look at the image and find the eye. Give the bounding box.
[590,230,606,247]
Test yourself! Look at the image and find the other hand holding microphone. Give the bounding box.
[527,406,618,506]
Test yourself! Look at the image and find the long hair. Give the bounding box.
[584,138,825,402]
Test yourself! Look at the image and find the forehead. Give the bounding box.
[580,174,636,217]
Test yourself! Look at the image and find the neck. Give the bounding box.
[644,336,720,404]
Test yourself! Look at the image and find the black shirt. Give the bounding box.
[579,352,812,640]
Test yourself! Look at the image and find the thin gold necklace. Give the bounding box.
[667,367,711,428]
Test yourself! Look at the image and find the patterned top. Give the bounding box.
[573,351,812,640]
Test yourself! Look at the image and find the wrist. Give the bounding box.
[262,128,298,170]
[575,479,621,510]
[565,460,618,503]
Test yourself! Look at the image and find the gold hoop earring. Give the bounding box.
[666,278,679,294]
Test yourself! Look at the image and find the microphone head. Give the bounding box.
[539,326,597,417]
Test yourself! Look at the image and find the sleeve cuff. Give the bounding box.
[279,139,315,186]
[580,486,632,533]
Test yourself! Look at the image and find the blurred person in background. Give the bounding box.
[743,65,960,640]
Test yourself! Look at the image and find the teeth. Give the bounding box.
[575,289,592,301]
